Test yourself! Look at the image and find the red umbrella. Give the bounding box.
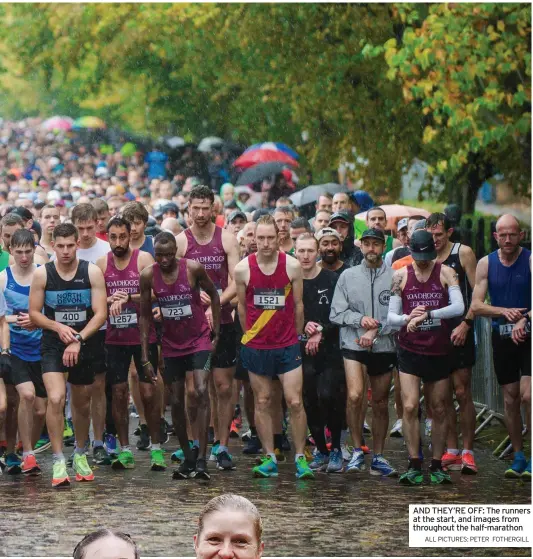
[234,149,298,169]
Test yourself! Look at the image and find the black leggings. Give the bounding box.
[302,353,346,455]
[105,376,117,436]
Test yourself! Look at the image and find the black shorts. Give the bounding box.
[211,323,237,369]
[41,336,98,386]
[163,351,212,384]
[492,332,531,386]
[450,327,476,370]
[4,356,47,399]
[106,344,159,385]
[93,330,107,375]
[397,347,452,383]
[342,349,397,377]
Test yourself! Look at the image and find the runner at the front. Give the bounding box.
[29,223,107,487]
[387,230,464,486]
[140,232,221,481]
[235,215,314,480]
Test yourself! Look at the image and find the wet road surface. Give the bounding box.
[1,423,530,557]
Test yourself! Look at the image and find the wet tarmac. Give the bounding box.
[1,422,530,557]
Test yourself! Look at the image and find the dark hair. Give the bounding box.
[154,230,177,248]
[107,216,131,233]
[189,185,215,204]
[273,205,295,218]
[10,228,35,250]
[367,206,387,219]
[73,529,139,559]
[1,213,24,229]
[122,201,149,224]
[91,198,109,214]
[53,223,79,241]
[71,203,97,224]
[426,212,451,231]
[290,217,311,231]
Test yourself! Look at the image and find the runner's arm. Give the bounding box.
[78,264,108,342]
[459,244,477,321]
[0,272,15,324]
[194,261,221,340]
[220,230,239,306]
[139,266,154,363]
[289,259,304,336]
[329,272,364,327]
[0,291,9,351]
[175,232,186,258]
[387,269,410,327]
[234,260,248,333]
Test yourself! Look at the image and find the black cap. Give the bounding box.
[329,210,353,225]
[228,210,247,223]
[410,230,437,261]
[444,203,462,224]
[161,202,179,215]
[11,206,33,222]
[360,228,385,243]
[252,208,271,222]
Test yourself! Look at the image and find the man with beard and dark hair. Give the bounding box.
[316,228,349,275]
[328,211,363,267]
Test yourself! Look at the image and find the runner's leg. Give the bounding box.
[448,367,475,451]
[399,372,421,459]
[277,367,306,455]
[91,372,106,444]
[70,384,92,450]
[424,378,450,461]
[15,381,35,454]
[502,381,522,452]
[520,376,531,435]
[32,397,47,448]
[369,372,392,455]
[42,373,67,455]
[249,372,275,455]
[5,384,18,453]
[344,358,365,449]
[186,369,210,458]
[213,367,234,447]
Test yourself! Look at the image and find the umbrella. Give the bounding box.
[42,116,73,131]
[165,136,185,149]
[245,142,299,160]
[289,183,348,207]
[73,116,107,129]
[198,136,224,152]
[355,204,430,231]
[234,149,298,169]
[236,162,295,186]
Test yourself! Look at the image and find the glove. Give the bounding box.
[0,353,11,376]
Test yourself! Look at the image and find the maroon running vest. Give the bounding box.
[184,226,233,324]
[152,258,212,358]
[104,249,156,346]
[398,262,451,356]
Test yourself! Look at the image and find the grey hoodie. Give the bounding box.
[329,260,398,353]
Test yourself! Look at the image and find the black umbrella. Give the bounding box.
[289,183,349,207]
[236,162,293,186]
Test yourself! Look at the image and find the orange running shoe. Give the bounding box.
[229,419,240,438]
[442,452,462,471]
[21,454,41,476]
[461,452,478,475]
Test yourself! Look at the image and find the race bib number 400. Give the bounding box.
[418,317,442,332]
[110,309,138,328]
[55,306,87,324]
[161,303,192,320]
[253,288,285,310]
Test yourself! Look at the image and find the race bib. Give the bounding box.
[499,322,531,338]
[161,303,192,320]
[110,309,138,328]
[55,306,87,324]
[253,288,285,310]
[12,308,27,332]
[418,317,442,331]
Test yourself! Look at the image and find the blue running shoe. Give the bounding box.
[370,454,398,477]
[522,460,531,481]
[346,448,366,473]
[505,453,528,478]
[326,449,344,473]
[6,453,22,475]
[104,434,118,457]
[209,442,220,462]
[295,456,314,479]
[309,451,329,472]
[252,456,278,478]
[243,436,262,455]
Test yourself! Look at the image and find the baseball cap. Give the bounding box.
[315,227,342,243]
[444,203,462,224]
[413,219,426,232]
[228,210,247,223]
[360,228,385,243]
[329,211,353,225]
[161,202,179,215]
[397,217,408,231]
[410,230,437,261]
[12,206,33,222]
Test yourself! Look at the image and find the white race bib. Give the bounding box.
[110,310,138,328]
[55,309,87,324]
[162,304,192,320]
[253,288,285,310]
[418,317,442,331]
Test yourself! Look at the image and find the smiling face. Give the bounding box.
[318,235,341,264]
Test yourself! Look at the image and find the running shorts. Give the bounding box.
[163,351,212,383]
[211,323,237,369]
[450,327,476,370]
[342,350,397,377]
[4,356,47,398]
[492,332,531,386]
[241,343,301,378]
[397,347,452,383]
[106,343,159,385]
[92,330,107,375]
[41,337,98,386]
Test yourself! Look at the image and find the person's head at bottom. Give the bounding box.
[73,529,139,559]
[195,494,264,559]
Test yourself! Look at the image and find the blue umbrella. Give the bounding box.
[244,142,299,160]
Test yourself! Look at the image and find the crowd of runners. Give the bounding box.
[0,119,530,489]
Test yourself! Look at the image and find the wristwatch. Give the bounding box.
[1,348,11,356]
[74,333,84,344]
[463,318,474,327]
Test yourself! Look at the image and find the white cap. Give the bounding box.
[47,190,61,202]
[397,217,408,230]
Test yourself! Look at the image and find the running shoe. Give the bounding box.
[363,421,371,435]
[243,436,262,455]
[136,424,151,451]
[63,418,75,446]
[461,453,478,475]
[133,425,141,436]
[104,434,118,457]
[399,468,423,486]
[304,446,313,462]
[52,460,70,488]
[209,442,220,462]
[172,441,193,463]
[21,454,41,476]
[441,452,462,471]
[159,418,170,445]
[522,460,531,481]
[73,453,95,482]
[309,451,329,472]
[430,468,452,485]
[93,445,111,466]
[216,450,236,471]
[5,453,22,475]
[241,429,252,442]
[295,456,315,480]
[34,435,51,454]
[229,419,240,439]
[370,454,398,477]
[326,449,344,473]
[361,444,371,455]
[505,454,528,478]
[150,449,167,471]
[341,443,353,462]
[111,450,135,470]
[194,458,211,480]
[281,432,291,451]
[274,447,286,463]
[172,458,196,480]
[424,418,432,438]
[252,456,278,478]
[346,449,366,473]
[390,419,403,438]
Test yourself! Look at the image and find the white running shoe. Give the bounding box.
[390,419,403,438]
